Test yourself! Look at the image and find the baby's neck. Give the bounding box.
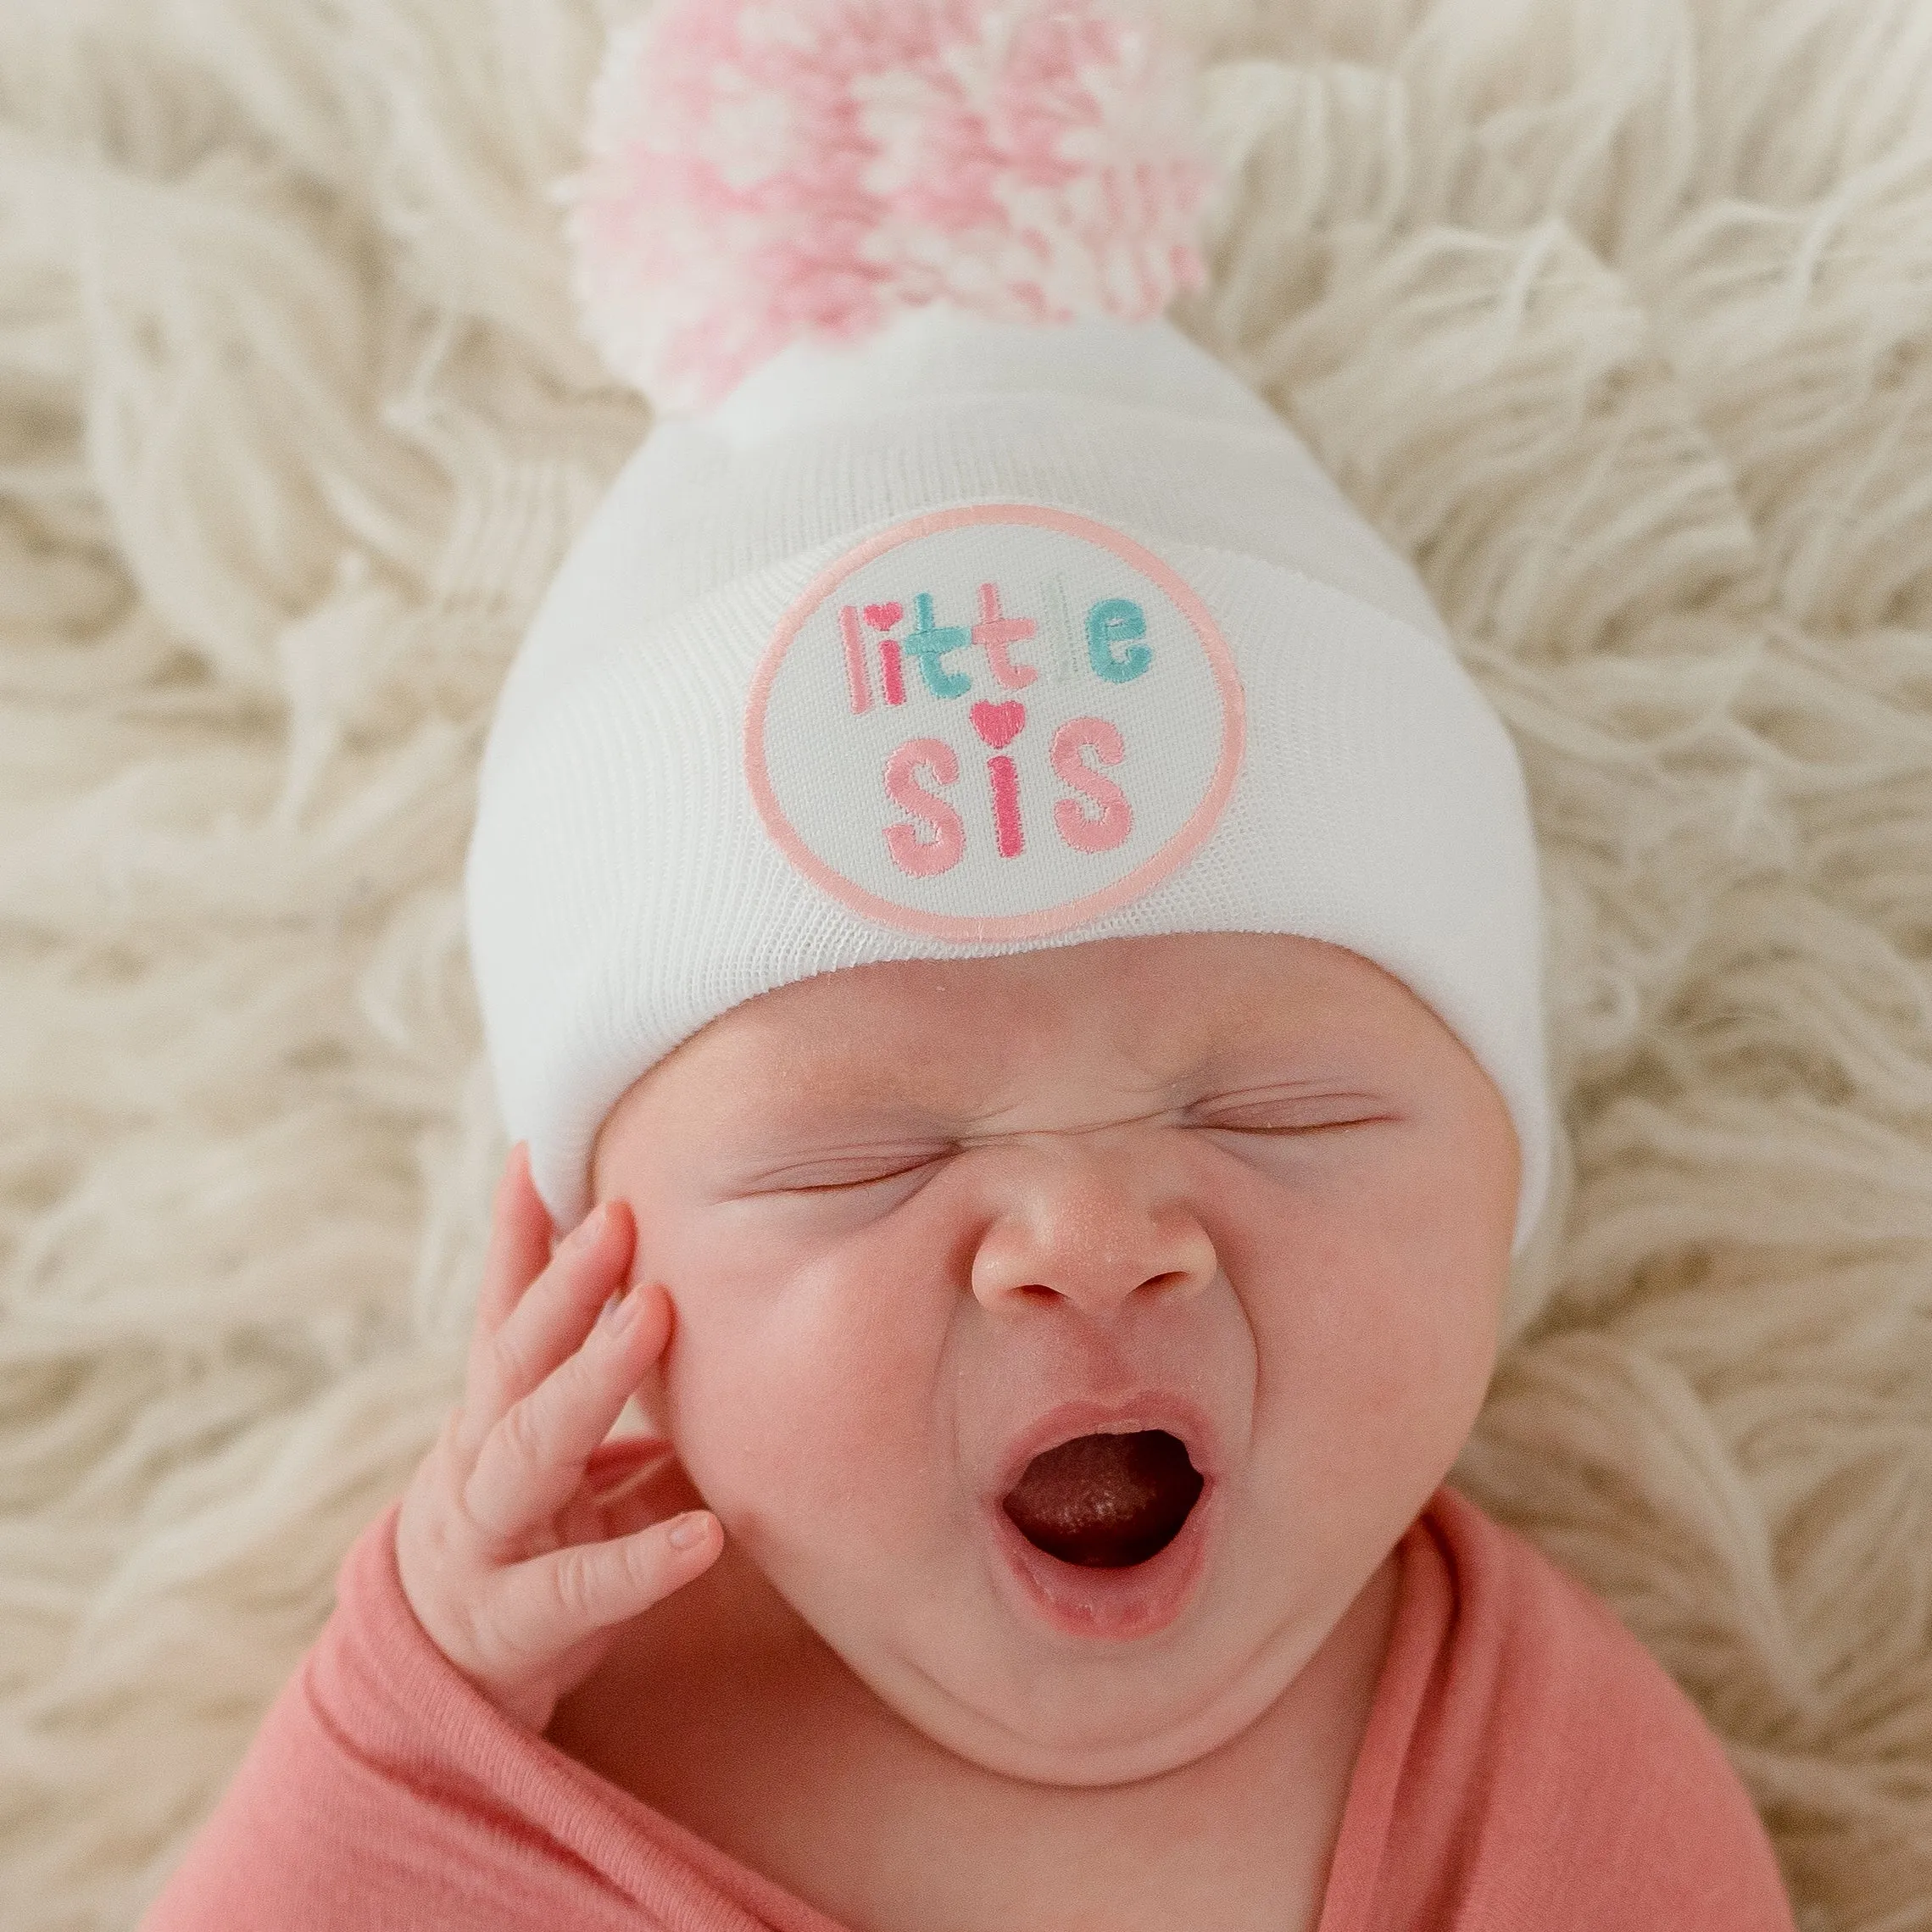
[548,1467,1398,1932]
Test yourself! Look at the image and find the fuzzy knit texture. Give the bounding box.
[567,0,1217,412]
[3,2,1930,1929]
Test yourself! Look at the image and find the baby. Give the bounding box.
[144,3,1797,1928]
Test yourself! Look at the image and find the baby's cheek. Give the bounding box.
[658,1229,947,1542]
[1238,1205,1500,1496]
[1345,1277,1494,1445]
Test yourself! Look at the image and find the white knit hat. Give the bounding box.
[466,0,1551,1248]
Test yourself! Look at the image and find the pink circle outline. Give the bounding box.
[743,503,1247,944]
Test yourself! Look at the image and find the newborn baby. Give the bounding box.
[415,928,1528,1931]
[143,2,1797,1926]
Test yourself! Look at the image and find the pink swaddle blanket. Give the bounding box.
[143,1487,1794,1930]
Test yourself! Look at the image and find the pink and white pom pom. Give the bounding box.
[564,0,1219,415]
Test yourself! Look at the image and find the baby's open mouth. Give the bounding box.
[1000,1429,1205,1568]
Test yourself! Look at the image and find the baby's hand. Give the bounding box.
[395,1145,721,1732]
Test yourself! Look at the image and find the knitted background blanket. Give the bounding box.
[3,1,1929,1925]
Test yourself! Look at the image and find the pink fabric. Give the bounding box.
[1315,1489,1796,1932]
[142,1489,1796,1930]
[565,0,1217,413]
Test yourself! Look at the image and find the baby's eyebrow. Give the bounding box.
[727,1089,959,1148]
[743,1040,1345,1130]
[732,1048,1014,1123]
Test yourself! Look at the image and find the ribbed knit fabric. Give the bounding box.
[465,306,1551,1238]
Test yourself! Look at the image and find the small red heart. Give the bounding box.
[863,602,904,632]
[970,699,1027,750]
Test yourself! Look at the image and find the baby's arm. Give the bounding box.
[395,1144,721,1732]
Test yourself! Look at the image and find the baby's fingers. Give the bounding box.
[458,1200,633,1460]
[463,1280,671,1544]
[489,1510,721,1663]
[475,1144,554,1337]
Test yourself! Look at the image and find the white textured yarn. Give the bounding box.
[5,3,1932,1929]
[469,305,1551,1241]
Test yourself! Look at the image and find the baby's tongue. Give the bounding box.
[1001,1429,1203,1568]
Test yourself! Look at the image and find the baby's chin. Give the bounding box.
[838,1562,1350,1789]
[751,1477,1363,1790]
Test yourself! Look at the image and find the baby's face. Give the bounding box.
[593,933,1518,1785]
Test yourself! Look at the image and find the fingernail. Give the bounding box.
[666,1512,710,1550]
[598,1287,635,1332]
[567,1204,609,1252]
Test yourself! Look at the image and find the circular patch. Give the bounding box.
[745,504,1245,943]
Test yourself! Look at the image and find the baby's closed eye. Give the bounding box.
[1186,1089,1400,1136]
[742,1144,957,1194]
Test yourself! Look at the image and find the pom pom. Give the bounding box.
[564,0,1219,414]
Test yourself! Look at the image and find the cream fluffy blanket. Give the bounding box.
[3,1,1929,1926]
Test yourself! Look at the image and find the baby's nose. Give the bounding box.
[966,1147,1217,1318]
